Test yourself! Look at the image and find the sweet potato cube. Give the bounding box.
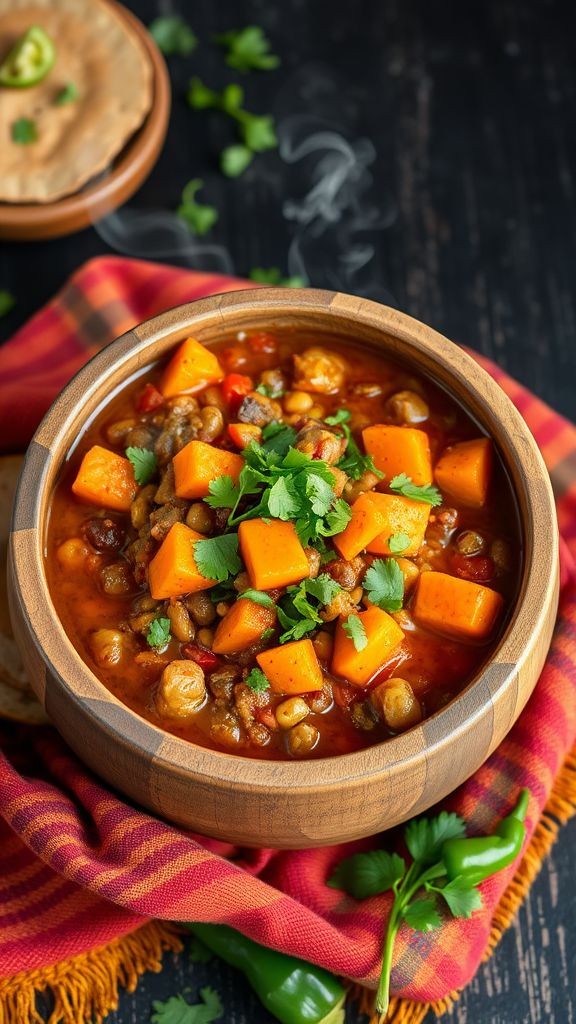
[412,571,504,642]
[148,523,215,600]
[238,519,309,590]
[362,425,433,486]
[434,438,492,508]
[331,606,405,687]
[333,493,387,560]
[257,639,323,694]
[173,440,244,499]
[213,598,276,655]
[364,492,431,556]
[72,445,138,512]
[160,337,224,398]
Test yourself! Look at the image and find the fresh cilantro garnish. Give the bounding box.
[405,811,466,865]
[215,26,280,73]
[188,935,213,964]
[12,118,37,144]
[177,179,218,236]
[402,897,442,932]
[249,267,307,288]
[149,15,198,56]
[204,475,241,510]
[326,408,383,482]
[126,446,158,485]
[0,290,15,317]
[239,588,275,608]
[327,850,406,899]
[146,618,171,650]
[255,382,284,398]
[55,82,78,105]
[194,534,241,582]
[388,531,411,554]
[245,666,270,692]
[389,473,442,506]
[363,558,404,612]
[187,77,277,177]
[150,986,223,1024]
[434,876,483,918]
[260,421,298,455]
[220,144,254,178]
[260,626,275,642]
[276,574,341,644]
[342,613,367,651]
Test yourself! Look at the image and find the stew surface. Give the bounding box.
[46,330,521,760]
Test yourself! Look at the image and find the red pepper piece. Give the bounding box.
[182,643,220,672]
[137,382,164,413]
[222,373,254,413]
[246,331,277,354]
[451,552,495,582]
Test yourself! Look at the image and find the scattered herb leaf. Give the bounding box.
[363,558,404,612]
[126,446,158,486]
[177,179,218,236]
[149,15,198,56]
[434,876,483,919]
[249,267,307,288]
[388,531,411,554]
[245,666,270,693]
[215,26,280,73]
[220,143,253,177]
[147,618,171,650]
[204,475,241,510]
[389,473,442,507]
[186,76,277,175]
[194,533,241,583]
[327,850,406,899]
[326,408,383,482]
[342,613,368,651]
[405,811,466,866]
[188,935,214,964]
[277,574,341,644]
[12,118,37,144]
[150,986,223,1024]
[239,588,275,608]
[55,82,78,105]
[402,897,442,932]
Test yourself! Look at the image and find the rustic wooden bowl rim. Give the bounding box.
[12,288,558,795]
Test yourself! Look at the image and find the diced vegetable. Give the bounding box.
[137,382,164,413]
[332,493,386,560]
[71,445,138,511]
[227,422,262,448]
[173,440,244,499]
[412,570,504,641]
[212,598,276,654]
[434,438,492,508]
[148,522,216,599]
[256,638,323,694]
[331,605,404,686]
[238,519,310,590]
[362,425,433,486]
[160,337,224,398]
[364,492,431,556]
[222,373,254,412]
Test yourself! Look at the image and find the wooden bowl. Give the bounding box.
[8,290,559,848]
[0,3,171,241]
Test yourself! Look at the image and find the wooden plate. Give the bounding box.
[0,2,171,241]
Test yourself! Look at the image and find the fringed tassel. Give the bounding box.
[0,921,183,1024]
[351,749,576,1022]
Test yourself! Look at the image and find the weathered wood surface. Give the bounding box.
[2,0,574,1019]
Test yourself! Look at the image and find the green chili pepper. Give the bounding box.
[440,787,530,885]
[183,923,346,1024]
[0,26,56,88]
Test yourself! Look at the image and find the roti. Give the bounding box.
[0,0,153,203]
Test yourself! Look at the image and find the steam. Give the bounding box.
[95,208,234,275]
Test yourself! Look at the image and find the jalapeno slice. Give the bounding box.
[0,26,56,88]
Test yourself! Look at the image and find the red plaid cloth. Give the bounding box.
[1,257,575,1006]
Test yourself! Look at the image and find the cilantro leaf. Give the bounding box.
[204,475,240,510]
[437,876,483,919]
[277,575,341,644]
[150,15,198,56]
[187,77,219,110]
[188,935,213,964]
[0,290,15,317]
[402,897,441,932]
[220,144,253,177]
[55,82,78,105]
[151,986,223,1024]
[405,811,466,865]
[215,26,280,73]
[342,613,368,651]
[126,446,158,486]
[177,179,218,237]
[327,409,383,482]
[325,409,352,427]
[240,588,275,608]
[388,532,411,554]
[249,267,306,288]
[186,76,277,169]
[306,473,335,516]
[389,473,442,506]
[363,558,404,612]
[328,850,406,898]
[317,498,352,538]
[194,534,241,582]
[12,118,37,144]
[266,475,301,519]
[260,421,298,454]
[147,618,171,650]
[245,666,270,693]
[302,574,341,605]
[240,113,277,152]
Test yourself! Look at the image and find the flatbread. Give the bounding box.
[0,0,153,202]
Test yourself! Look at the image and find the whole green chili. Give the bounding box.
[182,923,346,1024]
[440,787,530,885]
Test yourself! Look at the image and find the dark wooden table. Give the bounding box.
[2,1,575,1021]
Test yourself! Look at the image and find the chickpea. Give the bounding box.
[89,629,127,667]
[320,588,360,622]
[371,678,422,732]
[343,470,380,503]
[456,530,486,556]
[199,406,224,442]
[197,627,215,648]
[186,502,214,535]
[129,610,158,635]
[130,484,156,530]
[57,537,89,570]
[126,424,154,449]
[385,390,429,425]
[99,561,134,596]
[186,592,216,626]
[312,630,333,662]
[394,557,419,593]
[233,571,251,593]
[283,390,314,414]
[308,403,326,419]
[276,697,310,730]
[260,369,287,396]
[351,382,384,399]
[200,386,226,413]
[167,601,194,642]
[216,601,231,617]
[287,722,319,757]
[106,418,135,446]
[156,660,206,719]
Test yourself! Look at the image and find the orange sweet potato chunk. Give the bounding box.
[148,523,215,600]
[173,440,244,499]
[365,492,431,556]
[362,425,432,486]
[333,492,387,560]
[412,571,503,642]
[434,438,492,508]
[331,606,405,686]
[257,639,323,694]
[239,519,310,590]
[72,445,138,512]
[160,338,224,398]
[213,598,276,655]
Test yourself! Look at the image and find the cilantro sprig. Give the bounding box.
[177,179,218,236]
[245,666,270,692]
[126,446,158,486]
[55,82,78,105]
[147,618,171,650]
[388,531,411,554]
[325,409,383,482]
[249,267,307,288]
[363,558,404,612]
[389,473,442,506]
[342,613,367,651]
[194,534,241,582]
[12,118,37,144]
[187,77,277,177]
[149,14,198,56]
[276,574,341,643]
[215,26,280,73]
[151,986,223,1024]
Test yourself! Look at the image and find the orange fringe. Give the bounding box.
[1,751,574,1024]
